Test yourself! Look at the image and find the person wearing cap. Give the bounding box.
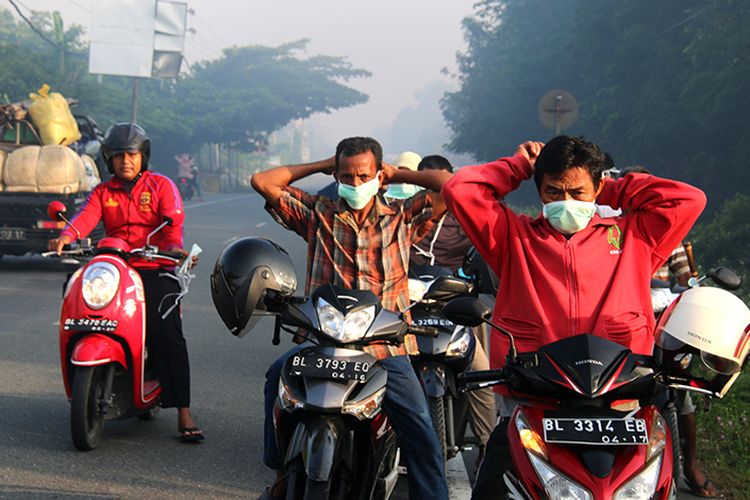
[383,151,424,202]
[48,123,204,443]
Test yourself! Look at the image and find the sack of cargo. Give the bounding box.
[3,145,83,194]
[80,154,101,192]
[0,149,6,192]
[27,84,81,146]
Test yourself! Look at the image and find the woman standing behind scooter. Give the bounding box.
[48,123,204,442]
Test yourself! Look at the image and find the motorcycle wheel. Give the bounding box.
[70,365,108,451]
[304,478,331,500]
[428,396,448,463]
[665,406,683,484]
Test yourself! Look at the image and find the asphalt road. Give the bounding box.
[0,186,702,499]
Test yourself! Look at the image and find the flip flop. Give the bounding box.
[179,426,205,443]
[685,478,722,498]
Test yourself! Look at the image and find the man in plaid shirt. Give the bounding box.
[252,137,452,499]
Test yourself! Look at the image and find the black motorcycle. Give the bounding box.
[176,176,194,201]
[407,264,477,462]
[265,283,438,500]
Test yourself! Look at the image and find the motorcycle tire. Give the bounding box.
[428,396,448,464]
[285,461,306,500]
[70,365,108,451]
[665,405,683,485]
[304,478,332,500]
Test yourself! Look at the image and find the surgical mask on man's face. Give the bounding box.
[542,199,597,235]
[384,183,423,200]
[337,175,381,210]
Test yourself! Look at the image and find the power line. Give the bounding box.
[6,0,63,51]
[66,0,91,14]
[192,13,230,47]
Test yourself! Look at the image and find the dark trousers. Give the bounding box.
[140,269,191,409]
[472,419,512,499]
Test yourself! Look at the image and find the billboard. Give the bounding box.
[89,0,186,79]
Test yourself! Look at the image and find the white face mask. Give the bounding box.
[542,199,597,235]
[337,174,381,210]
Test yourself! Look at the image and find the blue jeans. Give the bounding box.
[264,347,448,500]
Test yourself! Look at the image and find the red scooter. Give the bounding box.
[446,294,748,500]
[44,201,194,450]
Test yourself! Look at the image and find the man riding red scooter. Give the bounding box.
[48,123,203,447]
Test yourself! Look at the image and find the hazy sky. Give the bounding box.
[22,0,477,152]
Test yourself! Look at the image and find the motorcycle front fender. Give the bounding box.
[285,415,346,482]
[416,363,447,397]
[71,334,127,369]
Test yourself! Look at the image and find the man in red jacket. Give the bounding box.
[48,123,203,442]
[441,136,706,498]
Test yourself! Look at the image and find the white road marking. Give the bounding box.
[183,195,250,211]
[447,455,472,499]
[255,222,266,228]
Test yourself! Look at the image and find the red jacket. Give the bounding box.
[442,154,706,378]
[62,171,184,251]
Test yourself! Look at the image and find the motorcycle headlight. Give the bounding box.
[446,329,473,358]
[342,386,386,420]
[81,262,120,310]
[316,298,376,343]
[613,454,663,500]
[528,453,592,500]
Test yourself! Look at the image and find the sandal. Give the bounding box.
[179,426,205,443]
[685,478,722,498]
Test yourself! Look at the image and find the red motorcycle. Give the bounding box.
[44,201,197,450]
[446,290,749,499]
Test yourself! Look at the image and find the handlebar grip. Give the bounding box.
[407,324,439,337]
[460,369,507,383]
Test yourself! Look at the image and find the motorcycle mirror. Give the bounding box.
[708,266,742,291]
[424,276,474,301]
[442,297,491,327]
[47,200,67,222]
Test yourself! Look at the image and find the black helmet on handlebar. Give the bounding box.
[101,123,151,174]
[210,237,298,338]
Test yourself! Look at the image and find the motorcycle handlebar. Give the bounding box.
[407,324,440,337]
[460,369,507,383]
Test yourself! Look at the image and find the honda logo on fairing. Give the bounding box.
[575,359,604,367]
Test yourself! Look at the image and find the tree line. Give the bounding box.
[0,8,369,169]
[444,0,750,291]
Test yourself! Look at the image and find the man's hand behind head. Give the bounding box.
[515,141,545,169]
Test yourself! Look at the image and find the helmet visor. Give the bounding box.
[701,351,740,376]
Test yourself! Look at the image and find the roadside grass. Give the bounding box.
[695,374,750,499]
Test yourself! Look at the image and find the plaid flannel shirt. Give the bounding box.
[653,245,691,282]
[267,186,435,359]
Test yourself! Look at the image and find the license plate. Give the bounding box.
[542,418,648,446]
[289,351,372,383]
[63,318,118,333]
[0,228,25,241]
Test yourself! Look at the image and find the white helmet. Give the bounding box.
[656,287,750,394]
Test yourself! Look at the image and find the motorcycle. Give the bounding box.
[446,267,749,499]
[176,176,195,201]
[43,200,200,450]
[407,264,477,462]
[211,237,440,500]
